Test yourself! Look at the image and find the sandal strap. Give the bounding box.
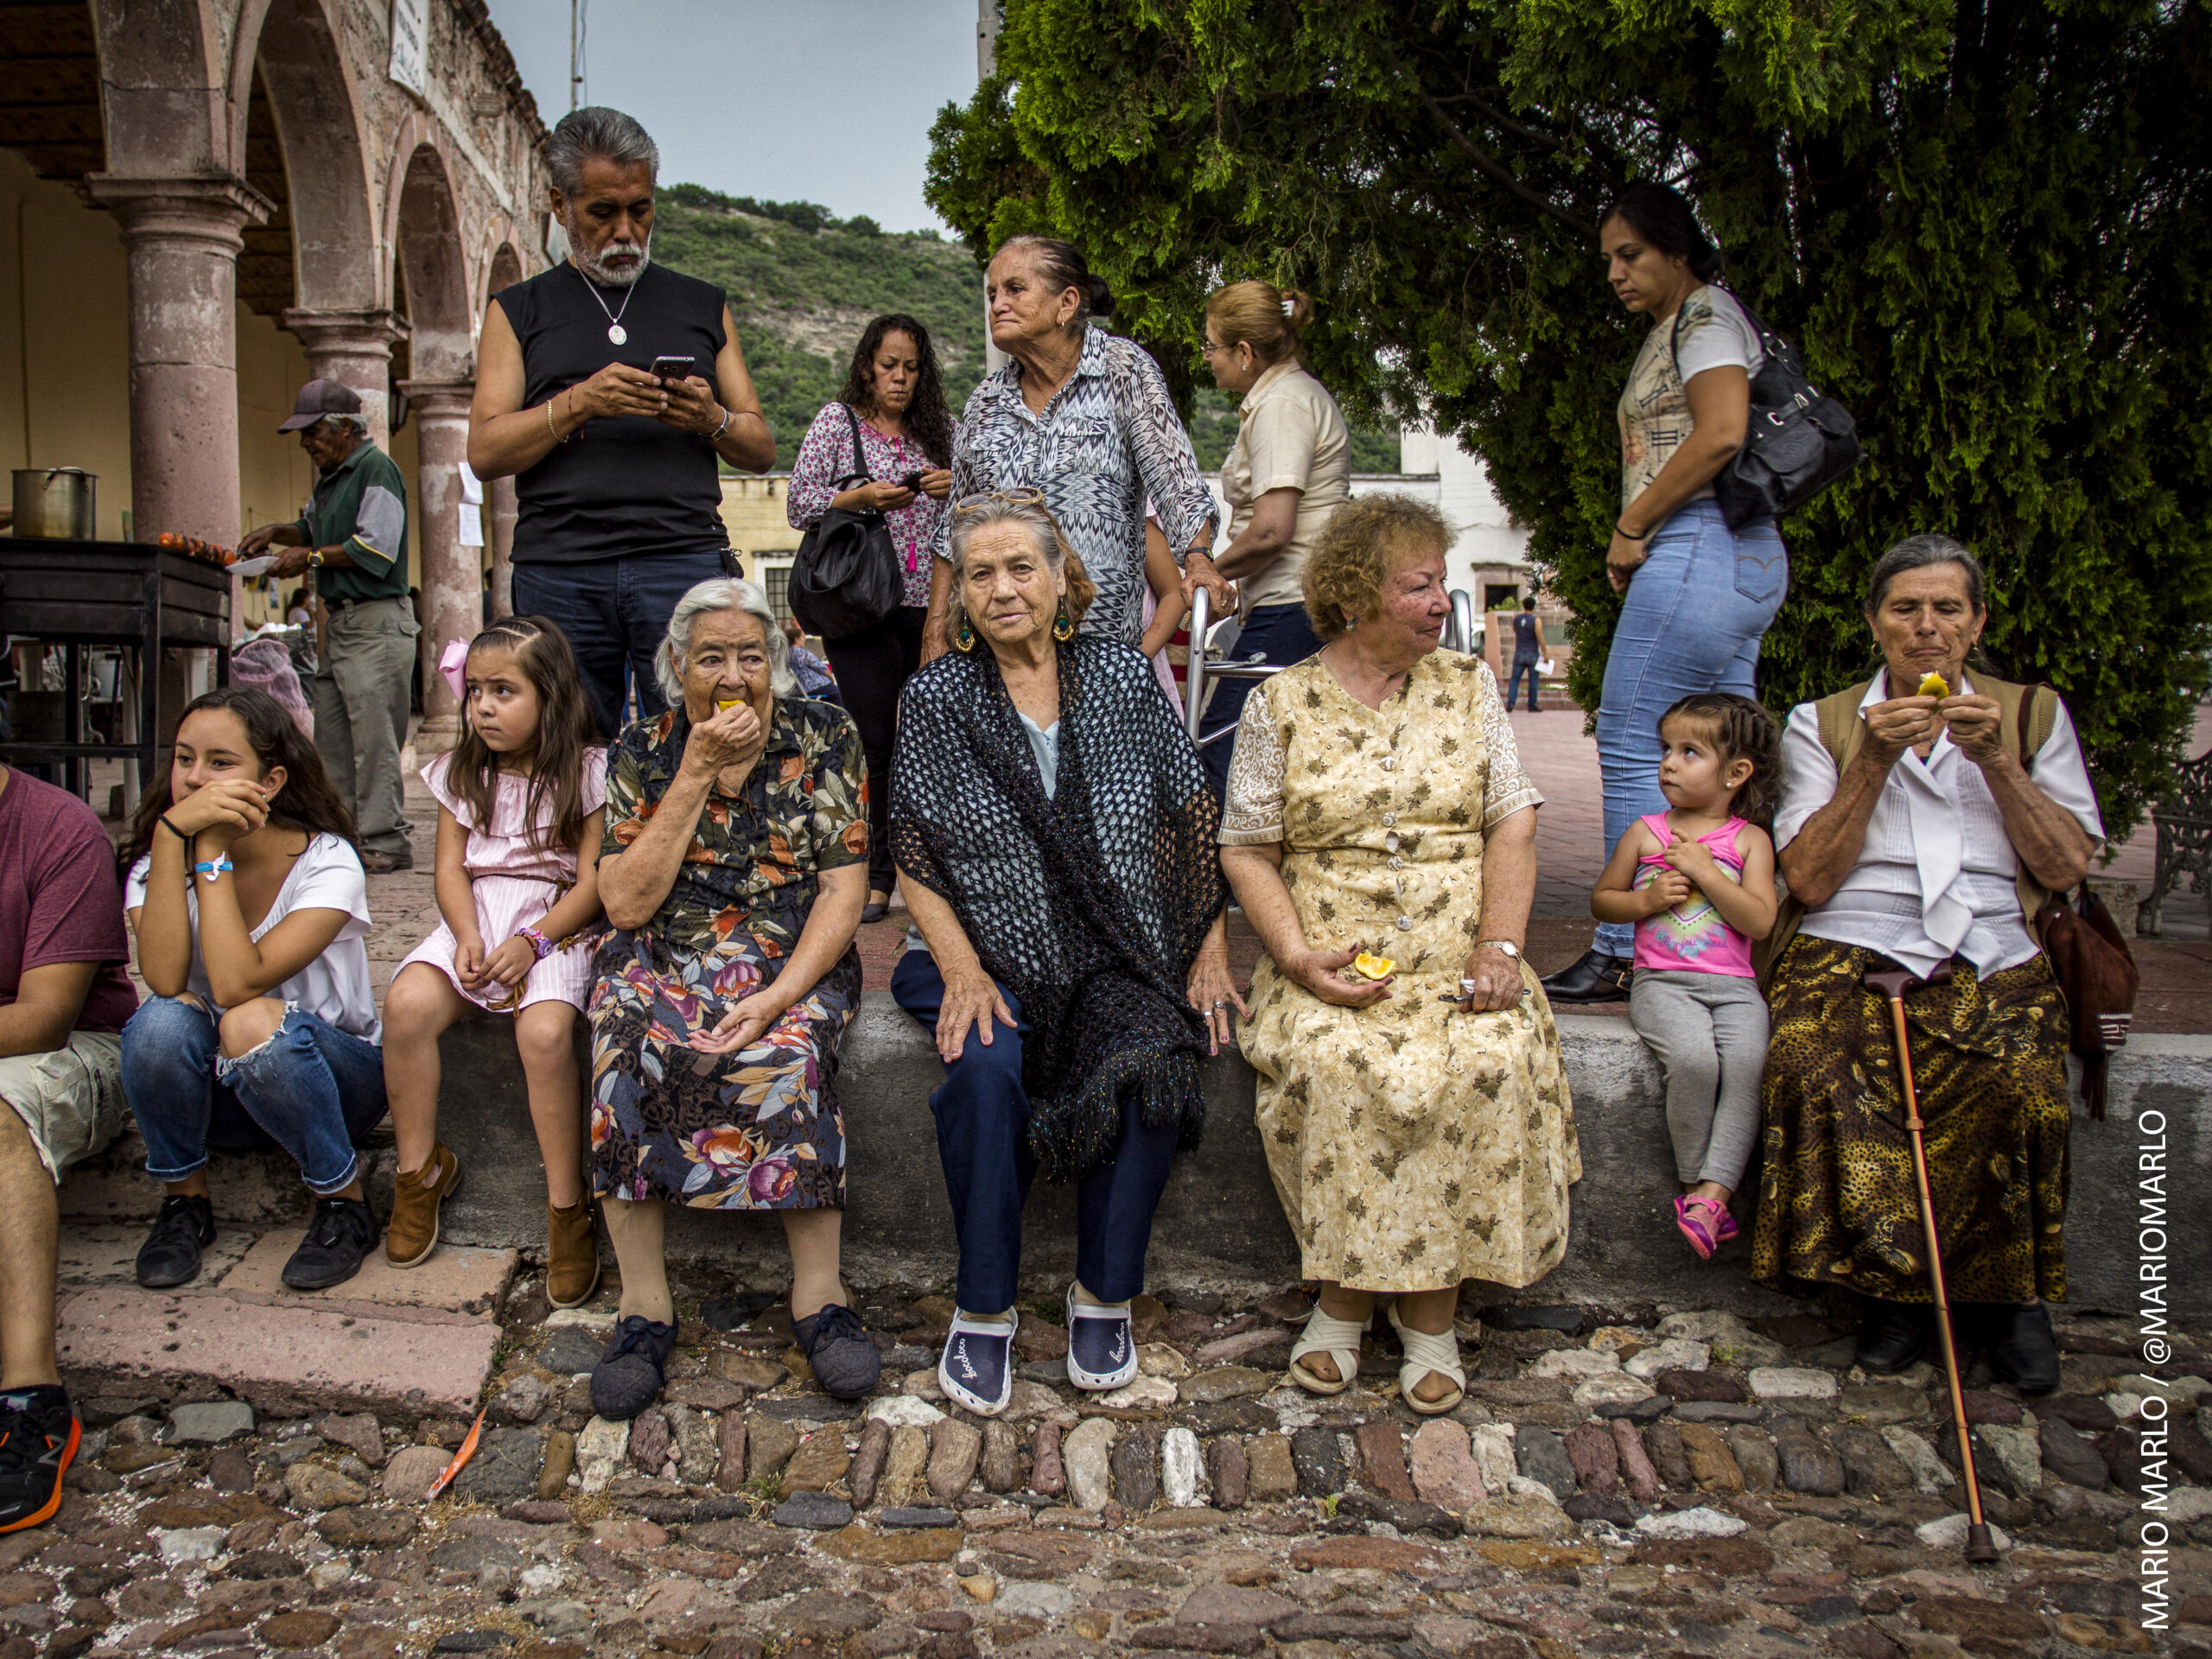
[1289,1310,1370,1363]
[1388,1306,1467,1390]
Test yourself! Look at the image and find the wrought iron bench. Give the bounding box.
[2143,744,2212,937]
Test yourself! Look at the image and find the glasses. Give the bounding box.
[954,487,1047,515]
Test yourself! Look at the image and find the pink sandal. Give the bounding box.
[1674,1194,1738,1260]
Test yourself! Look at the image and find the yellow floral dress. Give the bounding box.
[1224,650,1580,1291]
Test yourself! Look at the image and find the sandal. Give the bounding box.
[1287,1307,1370,1396]
[1674,1193,1738,1261]
[1386,1302,1466,1416]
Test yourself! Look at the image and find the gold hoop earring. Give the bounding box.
[1052,601,1076,643]
[954,620,976,652]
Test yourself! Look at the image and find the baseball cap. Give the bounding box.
[278,378,365,432]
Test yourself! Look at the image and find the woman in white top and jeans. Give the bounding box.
[118,689,387,1294]
[1545,184,1789,1004]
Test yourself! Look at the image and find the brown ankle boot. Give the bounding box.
[546,1198,601,1309]
[385,1142,461,1268]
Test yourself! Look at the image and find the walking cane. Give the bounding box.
[1863,964,1999,1567]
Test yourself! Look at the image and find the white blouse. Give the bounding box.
[1773,674,2103,978]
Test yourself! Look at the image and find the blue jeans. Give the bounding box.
[1593,500,1788,958]
[1198,601,1326,800]
[1508,654,1542,711]
[122,995,388,1195]
[891,951,1179,1313]
[512,550,735,741]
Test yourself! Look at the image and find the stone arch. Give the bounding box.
[90,0,228,178]
[385,127,474,380]
[233,0,378,310]
[486,240,524,301]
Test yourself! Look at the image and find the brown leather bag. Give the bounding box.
[2032,884,2138,1120]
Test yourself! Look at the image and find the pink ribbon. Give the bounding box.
[438,639,470,708]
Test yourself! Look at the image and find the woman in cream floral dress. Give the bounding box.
[1221,496,1579,1414]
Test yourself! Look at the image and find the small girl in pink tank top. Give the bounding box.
[1592,693,1781,1260]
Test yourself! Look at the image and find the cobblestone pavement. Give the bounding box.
[23,1281,2202,1659]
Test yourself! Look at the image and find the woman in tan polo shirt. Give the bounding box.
[1197,281,1352,798]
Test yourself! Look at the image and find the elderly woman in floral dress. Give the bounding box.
[585,578,876,1417]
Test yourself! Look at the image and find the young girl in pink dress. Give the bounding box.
[1592,692,1781,1259]
[380,617,608,1304]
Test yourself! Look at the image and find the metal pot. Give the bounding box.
[11,467,98,539]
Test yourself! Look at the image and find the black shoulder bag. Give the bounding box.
[789,404,903,641]
[1672,289,1862,529]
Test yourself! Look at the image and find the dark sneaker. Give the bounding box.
[590,1315,677,1420]
[0,1386,80,1534]
[281,1196,379,1291]
[359,849,414,874]
[1978,1300,2061,1395]
[1539,949,1633,1004]
[136,1194,216,1288]
[1854,1299,1930,1374]
[793,1303,883,1400]
[1065,1283,1137,1391]
[939,1311,1017,1416]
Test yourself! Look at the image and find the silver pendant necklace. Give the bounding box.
[575,264,637,346]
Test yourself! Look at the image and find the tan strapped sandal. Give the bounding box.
[1288,1306,1370,1395]
[1388,1302,1466,1416]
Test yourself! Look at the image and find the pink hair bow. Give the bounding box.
[438,639,470,707]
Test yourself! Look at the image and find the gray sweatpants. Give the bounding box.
[1627,969,1769,1192]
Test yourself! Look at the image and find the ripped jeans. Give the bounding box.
[121,995,387,1195]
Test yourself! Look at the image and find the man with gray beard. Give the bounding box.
[469,107,775,738]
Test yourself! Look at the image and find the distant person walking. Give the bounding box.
[1542,183,1787,1007]
[467,106,775,740]
[1508,598,1546,712]
[238,380,414,873]
[925,237,1229,661]
[787,315,956,922]
[1193,281,1350,798]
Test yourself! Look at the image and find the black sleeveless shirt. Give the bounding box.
[494,262,733,564]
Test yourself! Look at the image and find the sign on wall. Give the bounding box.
[389,0,430,96]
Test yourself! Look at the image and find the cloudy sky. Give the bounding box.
[481,0,983,233]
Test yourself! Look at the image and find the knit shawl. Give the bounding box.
[889,633,1224,1181]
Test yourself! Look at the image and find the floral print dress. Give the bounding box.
[588,700,869,1209]
[1224,651,1580,1291]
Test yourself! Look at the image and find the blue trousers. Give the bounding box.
[512,550,734,741]
[1198,601,1326,801]
[122,995,388,1195]
[890,950,1178,1313]
[1507,654,1542,711]
[1593,500,1787,957]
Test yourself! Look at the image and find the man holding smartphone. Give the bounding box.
[467,106,776,739]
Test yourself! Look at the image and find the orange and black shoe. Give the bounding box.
[0,1385,80,1534]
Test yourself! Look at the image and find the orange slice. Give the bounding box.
[1351,952,1395,981]
[1917,672,1949,699]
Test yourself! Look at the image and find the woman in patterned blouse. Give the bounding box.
[585,579,877,1418]
[923,237,1233,661]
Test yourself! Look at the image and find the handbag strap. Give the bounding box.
[836,403,874,490]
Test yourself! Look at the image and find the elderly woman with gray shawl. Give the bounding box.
[889,493,1240,1418]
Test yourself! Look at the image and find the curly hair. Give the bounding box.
[837,313,955,469]
[945,496,1096,645]
[1658,691,1784,827]
[444,616,600,855]
[1301,493,1452,640]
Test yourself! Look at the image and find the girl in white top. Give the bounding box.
[381,618,608,1305]
[118,687,385,1295]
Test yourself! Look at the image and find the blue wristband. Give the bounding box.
[191,857,233,884]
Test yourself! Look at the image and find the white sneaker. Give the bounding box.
[1064,1282,1137,1391]
[938,1309,1018,1416]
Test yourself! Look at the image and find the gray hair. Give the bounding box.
[655,578,793,705]
[1865,533,1986,615]
[547,106,659,199]
[944,497,1095,645]
[994,236,1114,326]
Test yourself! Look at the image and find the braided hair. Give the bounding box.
[1659,691,1783,826]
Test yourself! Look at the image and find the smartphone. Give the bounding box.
[649,354,696,385]
[899,470,925,493]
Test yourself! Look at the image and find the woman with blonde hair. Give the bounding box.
[1194,280,1351,796]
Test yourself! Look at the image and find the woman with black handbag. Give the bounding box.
[788,315,957,922]
[1543,184,1792,1006]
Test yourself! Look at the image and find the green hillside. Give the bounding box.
[652,185,1400,474]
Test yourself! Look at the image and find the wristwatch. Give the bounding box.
[307,550,325,569]
[1474,939,1522,959]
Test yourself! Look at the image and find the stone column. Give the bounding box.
[488,474,518,619]
[396,379,476,757]
[86,175,271,635]
[280,308,410,452]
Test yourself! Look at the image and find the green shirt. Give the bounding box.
[296,441,410,604]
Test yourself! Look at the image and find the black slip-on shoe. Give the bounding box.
[281,1196,379,1291]
[1976,1300,2062,1395]
[591,1314,678,1420]
[1539,949,1633,1004]
[136,1194,217,1289]
[793,1302,883,1400]
[1855,1299,1931,1374]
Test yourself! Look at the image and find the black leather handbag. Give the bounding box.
[1673,289,1862,530]
[788,404,903,641]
